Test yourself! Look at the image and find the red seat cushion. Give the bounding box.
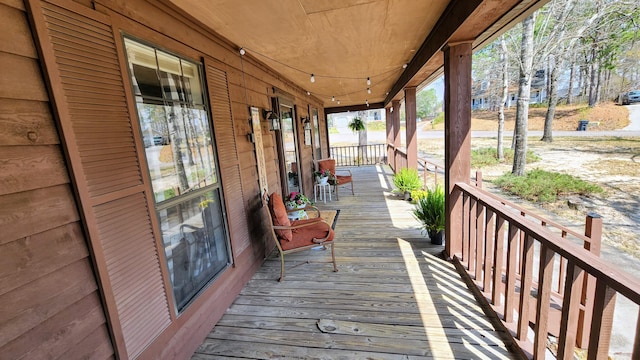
[269,193,292,241]
[336,175,352,184]
[281,218,335,251]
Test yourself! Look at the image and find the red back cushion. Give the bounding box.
[268,193,292,241]
[318,159,336,176]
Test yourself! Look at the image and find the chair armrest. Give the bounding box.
[335,168,352,176]
[272,218,332,243]
[285,205,321,218]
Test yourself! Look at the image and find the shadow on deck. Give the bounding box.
[192,165,518,359]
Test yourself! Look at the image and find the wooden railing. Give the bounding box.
[454,181,640,359]
[417,157,443,189]
[330,144,387,167]
[386,144,407,171]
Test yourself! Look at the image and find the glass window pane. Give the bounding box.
[182,62,204,105]
[158,190,229,310]
[157,51,181,76]
[125,38,232,313]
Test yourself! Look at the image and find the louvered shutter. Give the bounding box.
[206,65,251,255]
[27,0,171,358]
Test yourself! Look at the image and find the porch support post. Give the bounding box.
[385,106,394,169]
[405,87,417,170]
[443,41,472,258]
[392,99,401,171]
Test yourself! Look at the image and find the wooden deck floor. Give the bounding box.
[192,165,517,359]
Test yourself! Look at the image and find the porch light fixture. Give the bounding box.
[239,47,246,56]
[263,109,280,131]
[367,77,371,86]
[310,74,315,83]
[301,116,311,130]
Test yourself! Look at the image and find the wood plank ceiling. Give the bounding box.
[166,0,550,109]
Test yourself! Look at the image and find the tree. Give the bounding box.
[416,88,439,120]
[512,13,536,176]
[497,35,508,160]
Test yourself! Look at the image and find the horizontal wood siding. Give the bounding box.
[0,1,113,359]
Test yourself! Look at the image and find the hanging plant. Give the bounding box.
[347,117,365,132]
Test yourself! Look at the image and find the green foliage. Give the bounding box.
[417,88,440,119]
[431,112,444,128]
[367,121,386,131]
[347,117,365,132]
[413,185,446,235]
[392,168,422,194]
[471,148,540,168]
[494,169,604,203]
[471,148,540,169]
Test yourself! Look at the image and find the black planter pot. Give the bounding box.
[428,230,445,245]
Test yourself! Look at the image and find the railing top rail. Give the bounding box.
[417,156,444,169]
[475,182,591,242]
[457,181,640,303]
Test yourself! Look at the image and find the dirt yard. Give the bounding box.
[425,102,630,131]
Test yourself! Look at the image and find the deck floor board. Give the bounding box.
[193,165,517,359]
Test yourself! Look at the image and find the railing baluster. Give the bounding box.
[462,193,470,268]
[517,234,534,340]
[493,215,506,306]
[475,202,486,285]
[534,243,555,358]
[633,312,640,359]
[504,222,519,323]
[468,197,477,276]
[484,209,495,294]
[587,281,617,360]
[558,260,584,360]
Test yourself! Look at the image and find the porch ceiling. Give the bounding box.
[166,0,549,109]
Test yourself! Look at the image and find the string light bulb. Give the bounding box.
[306,91,311,96]
[239,48,246,56]
[310,74,315,83]
[331,96,335,102]
[365,99,369,107]
[366,77,371,86]
[367,88,371,94]
[337,100,341,104]
[402,63,408,69]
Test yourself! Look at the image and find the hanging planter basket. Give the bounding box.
[347,117,365,132]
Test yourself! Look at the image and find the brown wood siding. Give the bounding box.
[28,0,171,357]
[7,0,332,358]
[206,64,252,256]
[0,1,114,359]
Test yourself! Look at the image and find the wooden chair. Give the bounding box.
[314,158,354,200]
[264,192,337,281]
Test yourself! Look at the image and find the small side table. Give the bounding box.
[314,182,332,203]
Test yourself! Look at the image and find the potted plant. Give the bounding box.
[412,185,445,245]
[284,192,312,220]
[392,168,421,200]
[314,169,331,185]
[347,117,365,132]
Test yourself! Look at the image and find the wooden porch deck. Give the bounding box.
[192,165,518,359]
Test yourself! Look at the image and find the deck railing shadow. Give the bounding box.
[192,164,520,359]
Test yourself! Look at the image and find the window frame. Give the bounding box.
[123,36,233,313]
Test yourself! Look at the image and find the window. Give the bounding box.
[124,38,231,312]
